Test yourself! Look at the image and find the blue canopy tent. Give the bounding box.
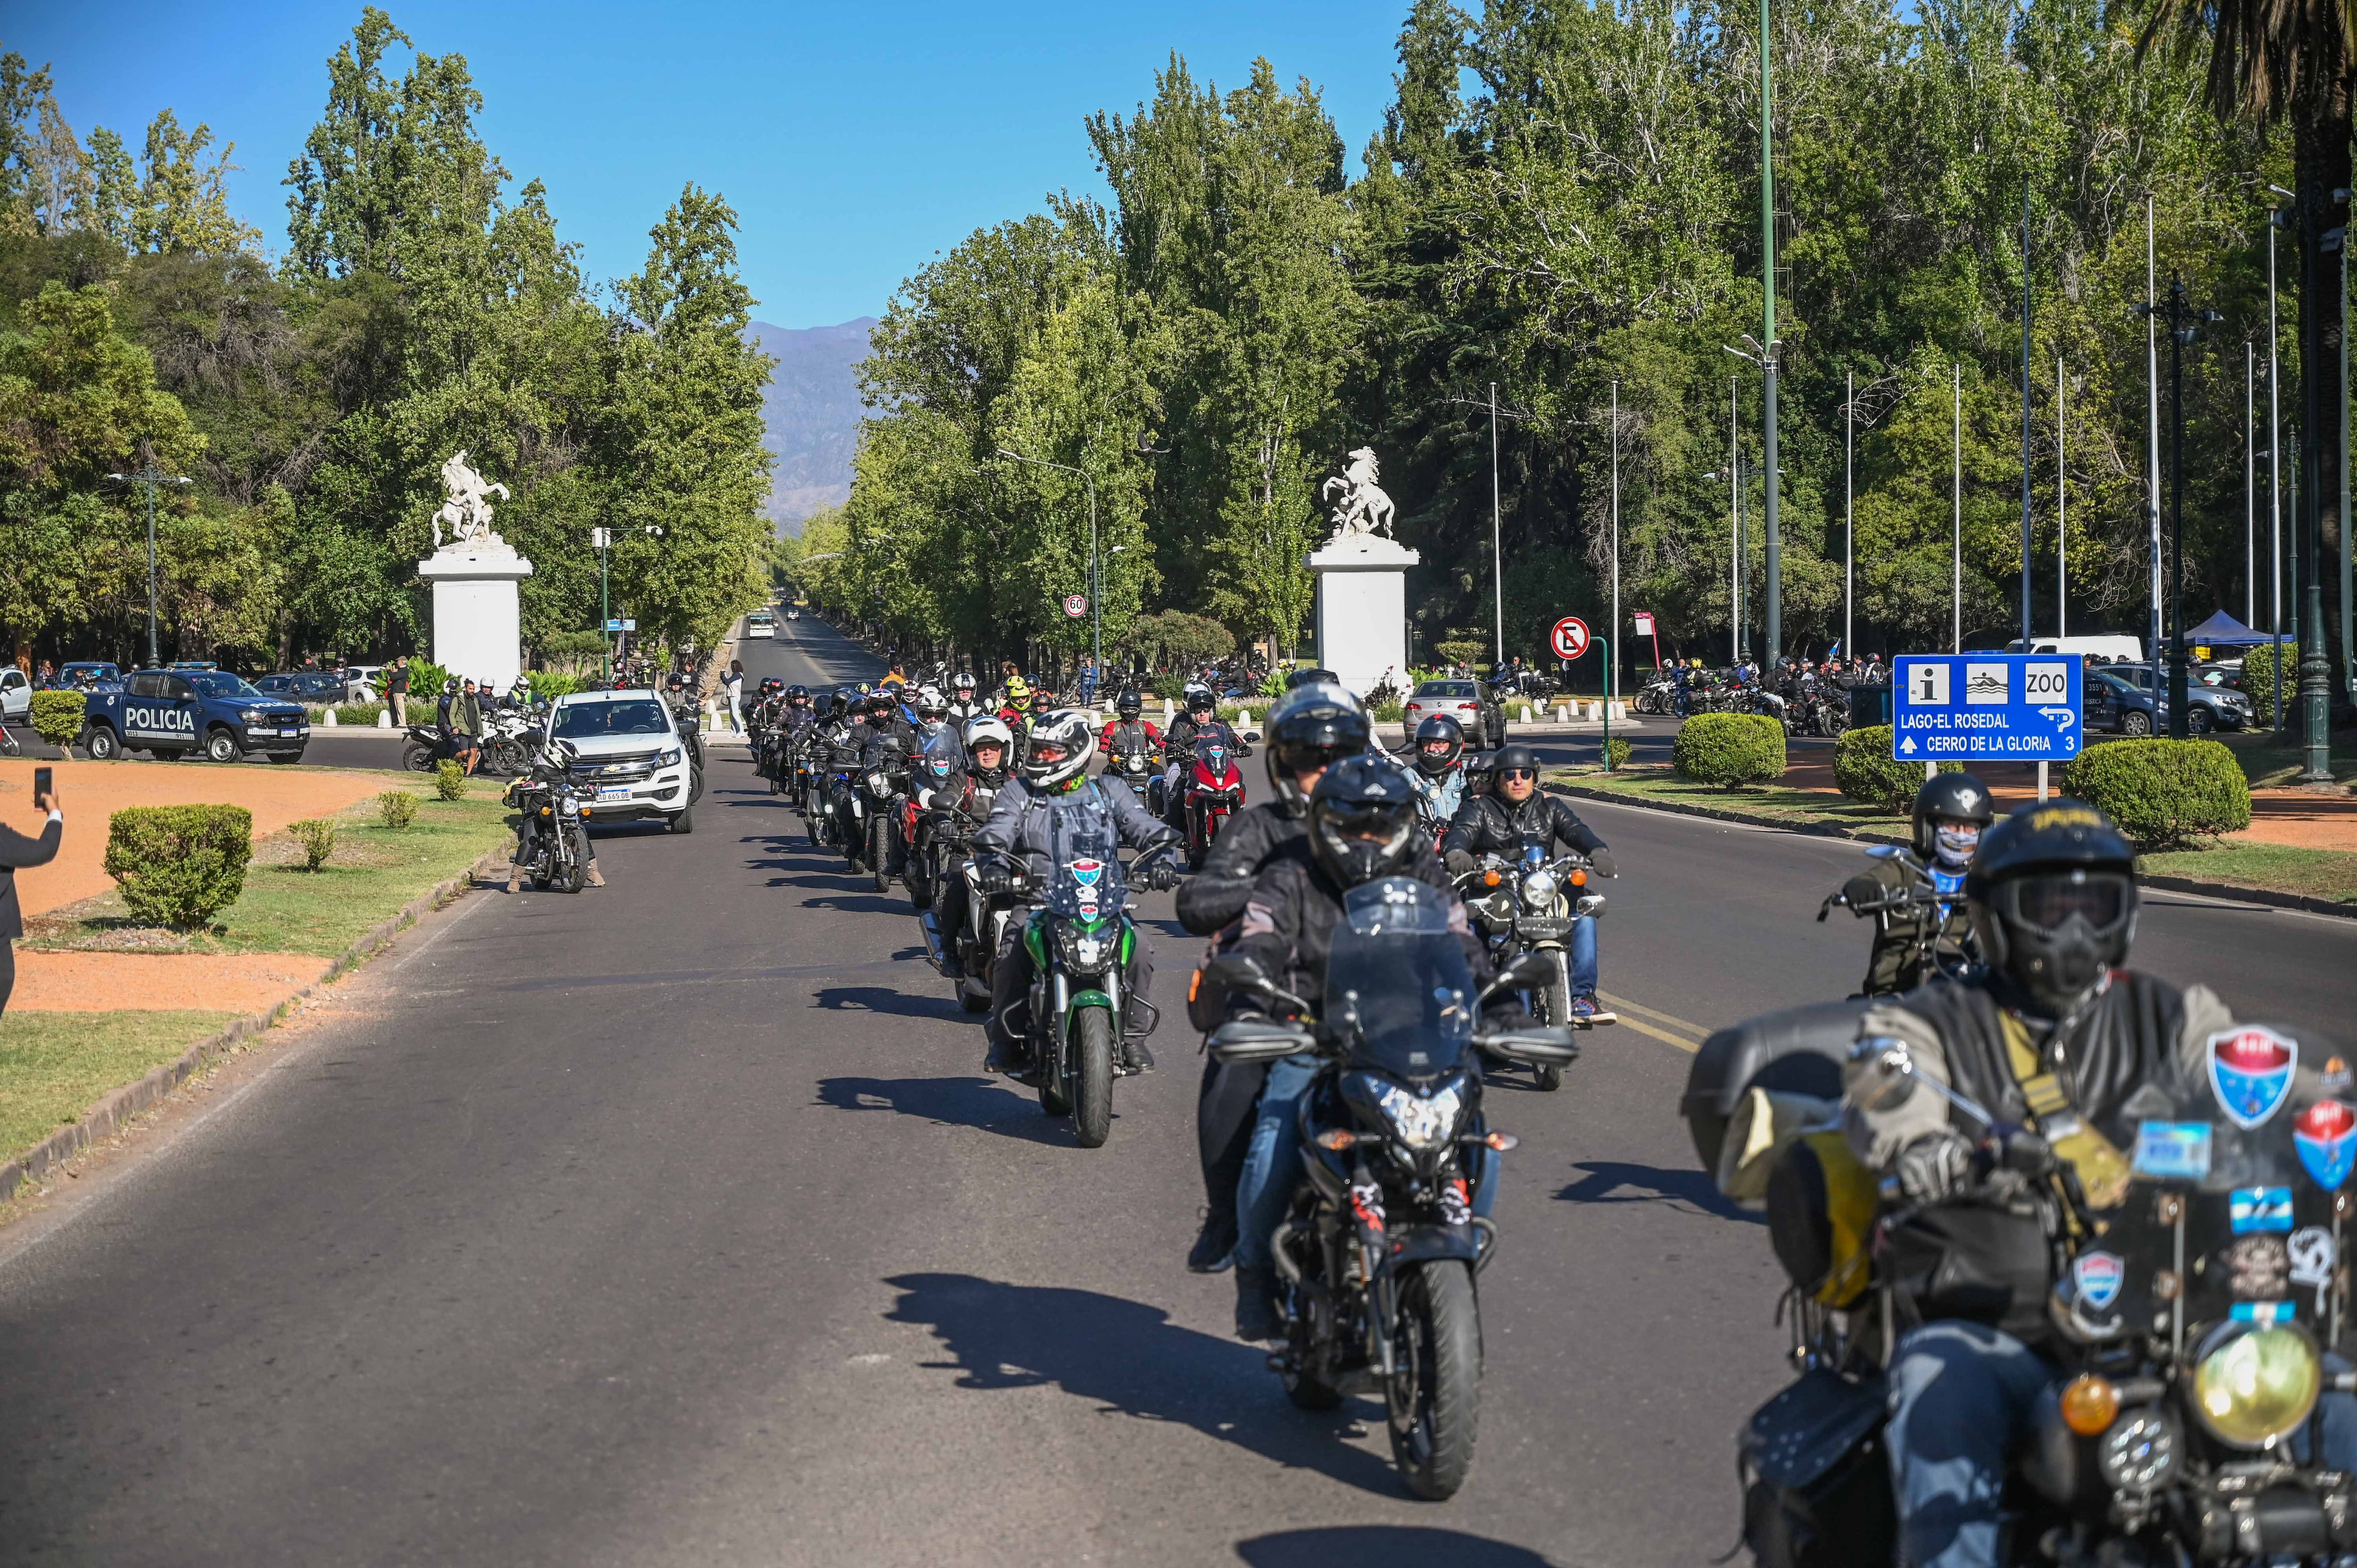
[2184,610,2273,648]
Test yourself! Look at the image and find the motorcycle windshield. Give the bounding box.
[1322,877,1476,1085]
[1043,809,1127,924]
[1197,744,1228,780]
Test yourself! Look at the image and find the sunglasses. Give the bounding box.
[1497,767,1536,782]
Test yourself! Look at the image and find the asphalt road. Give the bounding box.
[0,613,2349,1566]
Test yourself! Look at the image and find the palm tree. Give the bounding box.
[2140,0,2345,775]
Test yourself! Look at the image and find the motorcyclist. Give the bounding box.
[1163,684,1250,830]
[1097,688,1165,762]
[1222,754,1504,1340]
[925,717,1015,981]
[1831,771,1993,996]
[1176,680,1371,1274]
[945,672,987,723]
[1838,799,2357,1568]
[1403,713,1470,841]
[818,691,867,849]
[1441,742,1617,1020]
[972,709,1181,1077]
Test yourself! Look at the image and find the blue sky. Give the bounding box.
[18,0,1410,327]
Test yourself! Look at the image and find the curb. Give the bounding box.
[1549,780,2357,921]
[0,839,514,1203]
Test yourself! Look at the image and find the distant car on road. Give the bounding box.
[745,610,775,640]
[1401,678,1506,751]
[784,607,800,621]
[255,672,353,704]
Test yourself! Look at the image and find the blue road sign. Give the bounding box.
[1892,654,2083,762]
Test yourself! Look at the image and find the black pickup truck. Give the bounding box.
[81,669,311,763]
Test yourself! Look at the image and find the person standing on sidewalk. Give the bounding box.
[0,779,62,1021]
[725,660,746,734]
[452,679,485,775]
[387,657,410,726]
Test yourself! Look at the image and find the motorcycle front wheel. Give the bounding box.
[869,816,892,893]
[1388,1260,1482,1501]
[1534,952,1571,1092]
[558,820,589,894]
[1069,1007,1115,1148]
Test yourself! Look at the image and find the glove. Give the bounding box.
[1588,849,1619,879]
[1892,1132,1977,1206]
[1149,862,1181,892]
[978,862,1014,897]
[1445,850,1477,876]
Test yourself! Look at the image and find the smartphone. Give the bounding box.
[33,766,52,797]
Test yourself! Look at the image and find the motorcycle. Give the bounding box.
[400,724,453,772]
[902,752,961,910]
[999,821,1178,1148]
[1183,739,1245,870]
[862,743,912,894]
[1205,881,1578,1499]
[1815,842,1976,994]
[1108,741,1162,815]
[919,779,1011,1015]
[507,745,593,894]
[1453,841,1613,1089]
[1708,1023,2357,1567]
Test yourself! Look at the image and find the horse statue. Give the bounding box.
[1320,447,1397,543]
[432,450,512,551]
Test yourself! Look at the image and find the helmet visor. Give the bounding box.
[1274,735,1359,776]
[1322,798,1415,845]
[2002,871,2132,936]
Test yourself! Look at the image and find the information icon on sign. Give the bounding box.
[1911,664,1950,705]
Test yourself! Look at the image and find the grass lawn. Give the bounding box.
[1550,764,1913,837]
[2140,843,2357,904]
[0,1010,237,1165]
[2217,729,2357,790]
[26,782,513,957]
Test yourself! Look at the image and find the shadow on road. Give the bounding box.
[812,984,963,1022]
[1554,1158,1763,1224]
[815,1074,1068,1144]
[882,1272,1405,1496]
[1233,1526,1559,1568]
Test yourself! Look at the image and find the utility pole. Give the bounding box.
[592,526,612,681]
[1732,377,1744,664]
[996,447,1102,680]
[1609,379,1621,710]
[2248,343,2258,625]
[2340,193,2354,708]
[2136,276,2223,738]
[106,463,192,667]
[2058,358,2068,638]
[1491,382,1505,669]
[2020,181,2034,650]
[1953,364,1962,655]
[1844,369,1853,659]
[2147,199,2163,703]
[1757,0,1781,665]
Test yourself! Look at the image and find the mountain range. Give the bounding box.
[746,317,878,534]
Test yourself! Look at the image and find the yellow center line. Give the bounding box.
[1607,1013,1704,1055]
[1597,990,1713,1043]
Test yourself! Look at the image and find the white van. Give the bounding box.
[2005,635,2144,664]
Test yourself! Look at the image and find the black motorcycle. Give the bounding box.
[1205,878,1578,1499]
[1453,840,1613,1090]
[507,744,593,894]
[1814,841,1976,994]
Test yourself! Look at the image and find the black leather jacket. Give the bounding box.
[1233,849,1492,1009]
[860,716,921,772]
[1175,801,1307,936]
[1440,790,1606,863]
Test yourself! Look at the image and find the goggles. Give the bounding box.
[1994,870,2133,936]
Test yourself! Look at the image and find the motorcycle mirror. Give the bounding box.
[1866,844,1903,860]
[1846,1038,1920,1113]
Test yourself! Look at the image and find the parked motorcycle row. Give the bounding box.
[1632,663,1854,736]
[742,675,1599,1500]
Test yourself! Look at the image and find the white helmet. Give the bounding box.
[963,715,1014,755]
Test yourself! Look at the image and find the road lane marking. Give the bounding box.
[1610,1013,1703,1054]
[1598,990,1710,1042]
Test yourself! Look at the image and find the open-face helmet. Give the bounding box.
[964,716,1014,780]
[1307,753,1421,887]
[1965,801,2140,1018]
[1914,771,1995,870]
[1022,708,1096,791]
[1264,681,1371,813]
[1413,713,1465,778]
[1489,743,1541,792]
[787,684,810,705]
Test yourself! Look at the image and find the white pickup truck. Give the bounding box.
[547,689,697,833]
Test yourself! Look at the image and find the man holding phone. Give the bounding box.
[0,769,63,1019]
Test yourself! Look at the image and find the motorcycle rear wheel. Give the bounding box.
[869,817,892,893]
[1388,1260,1481,1501]
[1069,1008,1115,1148]
[401,741,435,772]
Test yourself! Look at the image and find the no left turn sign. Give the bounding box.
[1550,616,1591,660]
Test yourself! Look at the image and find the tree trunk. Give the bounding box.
[2294,55,2353,774]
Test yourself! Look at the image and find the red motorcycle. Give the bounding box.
[1183,739,1245,870]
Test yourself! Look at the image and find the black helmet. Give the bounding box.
[1965,801,2140,1018]
[787,684,810,703]
[1308,754,1421,887]
[1030,688,1055,714]
[833,685,858,710]
[1412,713,1465,777]
[1265,681,1372,813]
[1913,771,1995,867]
[1115,689,1143,721]
[1490,743,1541,788]
[1285,667,1341,691]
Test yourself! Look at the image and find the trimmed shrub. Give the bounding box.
[1603,736,1633,772]
[2238,642,2299,718]
[378,790,418,829]
[433,760,467,801]
[528,671,587,700]
[104,805,253,927]
[328,701,385,726]
[1836,726,1962,813]
[1673,713,1787,788]
[29,690,85,748]
[2062,738,2252,848]
[288,817,337,870]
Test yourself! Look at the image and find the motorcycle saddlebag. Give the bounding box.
[1741,1368,1895,1568]
[1682,997,1876,1180]
[1764,1131,1878,1310]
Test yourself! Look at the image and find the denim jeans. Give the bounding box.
[1232,1053,1500,1272]
[1566,913,1599,998]
[1887,1321,2357,1568]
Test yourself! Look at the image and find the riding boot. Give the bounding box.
[505,868,521,894]
[587,860,606,888]
[1234,1265,1282,1342]
[1187,1206,1238,1274]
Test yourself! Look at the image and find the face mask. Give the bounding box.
[1934,822,1981,868]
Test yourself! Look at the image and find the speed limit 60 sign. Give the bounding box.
[1549,616,1591,660]
[1063,593,1088,619]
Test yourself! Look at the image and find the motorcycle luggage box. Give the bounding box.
[1681,996,1875,1177]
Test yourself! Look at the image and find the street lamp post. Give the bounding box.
[1756,0,1781,665]
[997,447,1103,684]
[105,465,193,667]
[2134,275,2223,740]
[592,526,612,681]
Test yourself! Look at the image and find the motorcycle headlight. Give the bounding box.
[659,746,683,767]
[1376,1075,1469,1152]
[2096,1406,2179,1493]
[1061,926,1109,970]
[1521,870,1558,907]
[867,771,887,793]
[2190,1322,2322,1447]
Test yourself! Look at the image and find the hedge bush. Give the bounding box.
[1673,713,1787,788]
[528,671,587,700]
[434,760,467,801]
[378,790,418,829]
[1835,726,1962,812]
[2062,738,2252,848]
[29,690,85,747]
[288,817,337,870]
[103,804,253,927]
[2238,642,2299,718]
[1602,736,1633,772]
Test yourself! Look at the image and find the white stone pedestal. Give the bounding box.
[1309,536,1419,698]
[419,547,534,692]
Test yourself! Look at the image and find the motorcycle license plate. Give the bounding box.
[1516,917,1571,940]
[596,784,629,802]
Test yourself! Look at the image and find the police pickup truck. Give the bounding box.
[81,669,311,763]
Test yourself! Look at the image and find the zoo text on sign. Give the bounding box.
[1550,617,1591,660]
[1891,653,2084,761]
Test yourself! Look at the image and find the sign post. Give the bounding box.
[1893,655,2083,792]
[1632,610,1662,668]
[1551,617,1614,772]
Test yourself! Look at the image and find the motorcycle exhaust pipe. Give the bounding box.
[918,911,948,973]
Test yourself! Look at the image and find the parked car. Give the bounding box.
[81,668,311,763]
[0,666,27,724]
[343,664,386,700]
[1401,678,1506,750]
[2108,663,2250,733]
[47,661,124,691]
[547,688,696,833]
[2085,666,2251,736]
[255,671,354,704]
